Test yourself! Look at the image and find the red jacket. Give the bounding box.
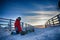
[14,19,22,32]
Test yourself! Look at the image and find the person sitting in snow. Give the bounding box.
[14,17,22,34]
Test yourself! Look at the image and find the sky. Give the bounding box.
[0,0,59,26]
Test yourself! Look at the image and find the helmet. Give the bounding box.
[18,17,21,20]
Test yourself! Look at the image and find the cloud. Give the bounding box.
[21,11,59,25]
[32,3,57,11]
[25,11,58,16]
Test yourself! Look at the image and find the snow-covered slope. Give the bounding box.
[0,26,60,40]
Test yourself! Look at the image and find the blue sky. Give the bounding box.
[0,0,59,25]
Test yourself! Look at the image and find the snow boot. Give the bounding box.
[20,31,27,35]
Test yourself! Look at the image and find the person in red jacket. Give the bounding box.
[14,17,22,34]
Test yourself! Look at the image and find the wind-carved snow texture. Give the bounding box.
[0,26,60,40]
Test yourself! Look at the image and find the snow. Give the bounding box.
[0,26,60,40]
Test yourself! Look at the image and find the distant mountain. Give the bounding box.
[34,25,45,28]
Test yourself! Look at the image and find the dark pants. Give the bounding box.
[15,27,20,34]
[16,31,19,34]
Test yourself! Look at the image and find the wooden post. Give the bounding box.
[52,18,54,26]
[25,23,26,27]
[45,24,47,28]
[48,20,51,27]
[45,22,48,28]
[9,19,11,31]
[57,15,60,25]
[21,22,24,28]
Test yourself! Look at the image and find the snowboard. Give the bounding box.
[11,31,27,35]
